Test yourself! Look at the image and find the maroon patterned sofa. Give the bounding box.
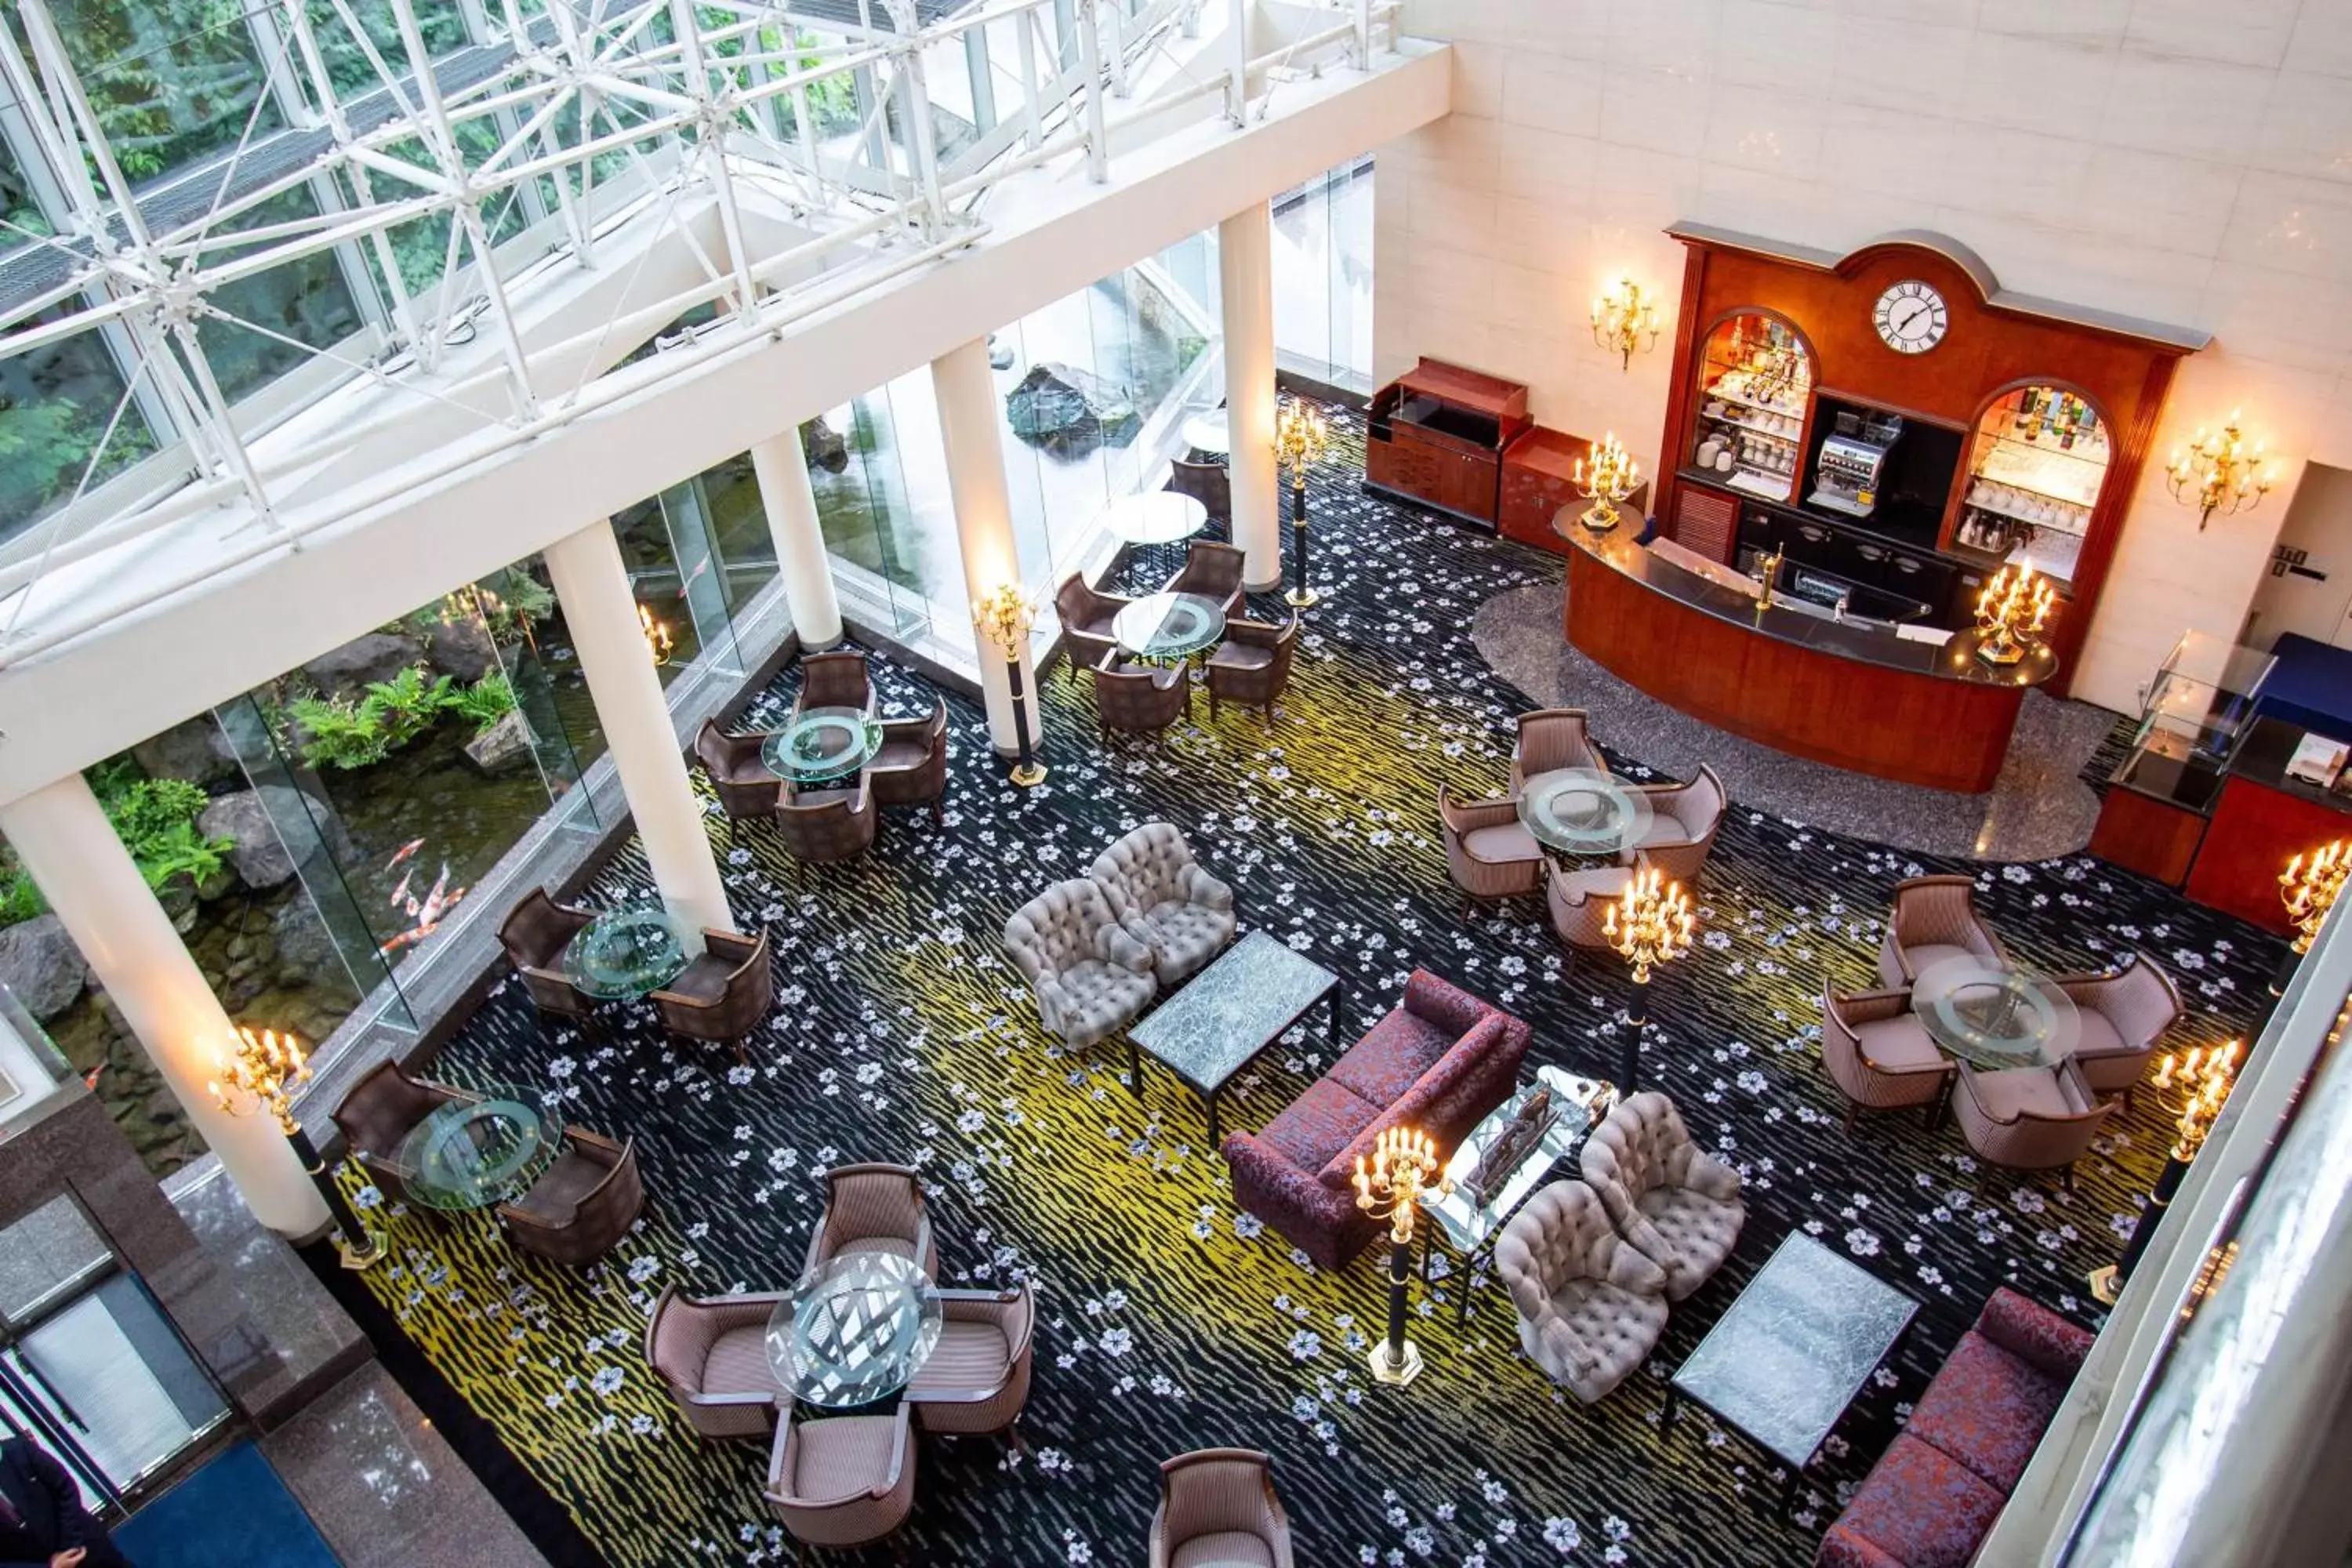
[1222,970,1530,1269]
[1817,1287,2093,1568]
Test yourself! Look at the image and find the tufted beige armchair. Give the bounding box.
[1003,878,1157,1050]
[1578,1092,1745,1301]
[1087,822,1236,984]
[1494,1180,1668,1403]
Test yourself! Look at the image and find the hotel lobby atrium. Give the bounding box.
[0,2,2349,1567]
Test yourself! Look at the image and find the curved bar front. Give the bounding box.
[1563,526,2055,794]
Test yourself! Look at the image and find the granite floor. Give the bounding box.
[1472,580,2115,862]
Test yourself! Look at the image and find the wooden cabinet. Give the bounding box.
[1367,358,1532,528]
[2185,775,2349,933]
[2089,786,2209,887]
[1669,485,1737,564]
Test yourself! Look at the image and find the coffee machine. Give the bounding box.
[1809,410,1904,519]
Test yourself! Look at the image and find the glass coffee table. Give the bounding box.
[761,706,884,786]
[1664,1231,1919,1520]
[1127,930,1342,1145]
[562,905,693,1000]
[1419,1065,1616,1323]
[768,1252,944,1409]
[1911,956,2079,1069]
[1516,767,1654,861]
[391,1087,562,1211]
[1112,592,1228,663]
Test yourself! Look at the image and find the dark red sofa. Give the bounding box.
[1818,1287,2093,1568]
[1222,969,1530,1269]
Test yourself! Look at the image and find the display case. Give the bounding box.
[2115,630,2277,810]
[1688,313,1813,504]
[1953,385,2111,586]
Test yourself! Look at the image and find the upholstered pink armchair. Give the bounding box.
[1495,1179,1668,1403]
[1544,860,1632,950]
[1578,1092,1744,1301]
[1149,1449,1296,1568]
[1878,874,2008,988]
[1627,764,1727,884]
[644,1284,787,1440]
[1438,784,1544,915]
[1509,708,1598,794]
[764,1399,915,1552]
[804,1163,939,1277]
[1952,1057,2113,1187]
[1820,984,1955,1134]
[905,1283,1036,1440]
[2053,952,2181,1102]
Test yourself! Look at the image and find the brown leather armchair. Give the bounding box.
[1820,983,1955,1133]
[1439,784,1544,914]
[652,930,773,1062]
[2051,951,2181,1102]
[1878,873,2009,988]
[497,888,598,1020]
[331,1060,480,1205]
[776,772,877,863]
[1510,708,1599,793]
[1055,572,1131,684]
[1167,456,1231,522]
[644,1284,790,1440]
[694,719,781,837]
[764,1399,915,1552]
[1093,650,1189,737]
[1149,1449,1296,1568]
[905,1283,1036,1439]
[499,1128,644,1265]
[794,648,873,715]
[1627,763,1727,884]
[869,702,948,822]
[1952,1056,2113,1188]
[1160,539,1247,615]
[1205,615,1298,724]
[1544,859,1633,950]
[804,1162,939,1277]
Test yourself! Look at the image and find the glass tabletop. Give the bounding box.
[761,706,884,784]
[1421,1066,1615,1253]
[1671,1231,1918,1470]
[1113,592,1227,659]
[562,906,693,1000]
[1097,491,1209,546]
[1130,931,1338,1094]
[768,1252,945,1409]
[1515,768,1656,855]
[391,1088,562,1211]
[1181,411,1232,457]
[1911,957,2079,1069]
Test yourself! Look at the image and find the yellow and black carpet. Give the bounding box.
[328,407,2285,1567]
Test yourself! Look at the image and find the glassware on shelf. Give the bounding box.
[1961,384,2111,584]
[1690,313,1813,503]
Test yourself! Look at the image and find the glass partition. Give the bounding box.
[1272,158,1374,390]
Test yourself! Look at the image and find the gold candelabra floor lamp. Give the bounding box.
[1276,397,1331,609]
[210,1026,385,1269]
[1353,1126,1450,1387]
[2089,1040,2240,1305]
[974,585,1047,787]
[1604,862,1694,1094]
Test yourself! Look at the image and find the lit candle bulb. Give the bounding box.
[2151,1053,2176,1090]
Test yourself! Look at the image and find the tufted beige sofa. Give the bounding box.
[1579,1091,1745,1301]
[1495,1179,1668,1403]
[1002,879,1156,1051]
[1087,822,1236,985]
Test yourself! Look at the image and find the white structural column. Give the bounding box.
[749,429,844,648]
[931,336,1044,756]
[1220,201,1281,591]
[540,521,737,937]
[0,776,328,1237]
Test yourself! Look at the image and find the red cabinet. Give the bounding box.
[1501,428,1650,553]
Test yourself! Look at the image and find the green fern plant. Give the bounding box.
[288,694,394,770]
[452,672,519,735]
[359,664,458,750]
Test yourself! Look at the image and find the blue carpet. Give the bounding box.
[115,1441,339,1568]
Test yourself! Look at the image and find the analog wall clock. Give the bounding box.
[1873,280,1948,354]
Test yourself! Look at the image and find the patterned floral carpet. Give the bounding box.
[332,405,2285,1568]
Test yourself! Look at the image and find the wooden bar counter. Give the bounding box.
[1565,523,2054,794]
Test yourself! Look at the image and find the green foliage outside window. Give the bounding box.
[0,760,234,925]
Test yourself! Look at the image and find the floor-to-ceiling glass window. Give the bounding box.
[0,307,158,547]
[1272,156,1374,390]
[21,0,285,190]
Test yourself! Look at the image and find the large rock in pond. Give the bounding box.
[425,615,499,682]
[1005,362,1141,452]
[0,914,91,1021]
[303,631,427,696]
[198,787,357,891]
[132,716,241,787]
[271,898,344,986]
[802,416,850,474]
[463,710,537,776]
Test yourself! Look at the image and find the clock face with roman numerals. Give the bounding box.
[1873,280,1948,354]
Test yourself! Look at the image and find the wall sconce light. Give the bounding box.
[1591,278,1661,371]
[1972,563,2056,666]
[2167,412,2274,529]
[972,583,1047,787]
[637,603,674,666]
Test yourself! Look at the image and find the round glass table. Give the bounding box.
[1515,768,1655,858]
[761,706,884,785]
[767,1253,945,1409]
[1113,591,1226,661]
[1180,410,1231,459]
[1911,958,2078,1069]
[394,1088,561,1210]
[563,906,693,1000]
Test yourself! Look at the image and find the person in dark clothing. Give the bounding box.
[0,1436,130,1568]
